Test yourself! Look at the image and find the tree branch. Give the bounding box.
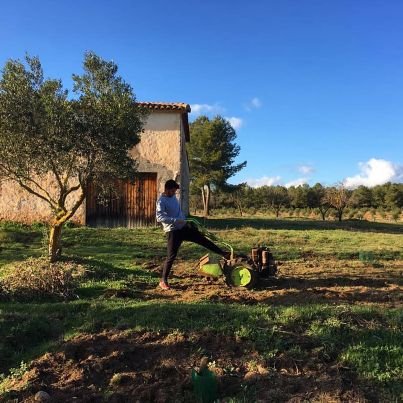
[49,158,64,193]
[17,180,57,210]
[0,162,58,210]
[54,187,86,225]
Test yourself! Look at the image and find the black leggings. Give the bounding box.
[162,224,225,282]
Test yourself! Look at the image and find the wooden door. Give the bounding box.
[86,173,157,227]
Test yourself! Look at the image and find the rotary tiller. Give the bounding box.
[187,218,278,288]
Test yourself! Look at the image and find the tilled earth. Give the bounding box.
[2,258,402,402]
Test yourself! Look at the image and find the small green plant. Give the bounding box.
[391,209,401,222]
[359,250,375,264]
[341,341,403,385]
[8,361,27,378]
[0,361,28,395]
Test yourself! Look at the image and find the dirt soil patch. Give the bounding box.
[3,330,368,403]
[145,257,403,308]
[2,257,401,402]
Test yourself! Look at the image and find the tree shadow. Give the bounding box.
[251,274,403,306]
[206,217,403,234]
[58,255,159,281]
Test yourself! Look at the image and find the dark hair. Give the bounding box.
[164,179,180,190]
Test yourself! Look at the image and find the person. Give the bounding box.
[156,179,229,290]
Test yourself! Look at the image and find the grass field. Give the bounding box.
[0,218,402,402]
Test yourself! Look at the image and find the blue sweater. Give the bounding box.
[156,194,186,232]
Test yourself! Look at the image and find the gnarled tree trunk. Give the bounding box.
[49,224,63,262]
[47,190,86,262]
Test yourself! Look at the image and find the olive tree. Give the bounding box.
[0,53,146,261]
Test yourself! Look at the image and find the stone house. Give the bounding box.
[0,102,191,227]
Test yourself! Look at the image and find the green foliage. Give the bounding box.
[188,116,246,190]
[350,185,374,208]
[342,343,403,383]
[391,209,401,222]
[288,184,309,208]
[0,52,146,260]
[209,183,403,221]
[0,53,145,190]
[0,361,28,395]
[71,52,147,183]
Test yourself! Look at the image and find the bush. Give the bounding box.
[379,208,388,219]
[0,257,86,301]
[391,209,401,222]
[355,210,364,220]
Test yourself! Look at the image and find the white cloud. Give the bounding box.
[225,116,243,130]
[251,97,262,108]
[244,97,262,111]
[343,158,403,188]
[190,104,244,130]
[190,103,224,116]
[247,176,281,188]
[285,178,309,188]
[298,165,314,175]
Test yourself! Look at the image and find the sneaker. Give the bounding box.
[159,281,171,290]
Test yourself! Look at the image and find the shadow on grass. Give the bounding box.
[205,217,403,234]
[57,255,160,299]
[62,227,167,263]
[0,227,43,266]
[58,255,156,281]
[60,255,130,280]
[268,276,400,289]
[250,274,403,306]
[0,246,43,266]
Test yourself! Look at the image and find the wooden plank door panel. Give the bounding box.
[86,173,157,227]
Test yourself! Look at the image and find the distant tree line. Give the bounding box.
[187,115,402,222]
[189,182,403,221]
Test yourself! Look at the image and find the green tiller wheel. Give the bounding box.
[227,264,257,288]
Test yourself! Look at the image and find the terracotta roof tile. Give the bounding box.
[136,102,191,113]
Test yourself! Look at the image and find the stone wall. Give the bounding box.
[0,174,85,224]
[128,110,190,215]
[179,116,190,215]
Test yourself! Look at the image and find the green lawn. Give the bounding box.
[0,218,402,401]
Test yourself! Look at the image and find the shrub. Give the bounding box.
[379,208,387,219]
[0,257,86,301]
[391,209,401,222]
[347,209,356,219]
[355,210,364,220]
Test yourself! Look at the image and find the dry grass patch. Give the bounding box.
[0,257,86,301]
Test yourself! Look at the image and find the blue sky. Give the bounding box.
[1,0,402,188]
